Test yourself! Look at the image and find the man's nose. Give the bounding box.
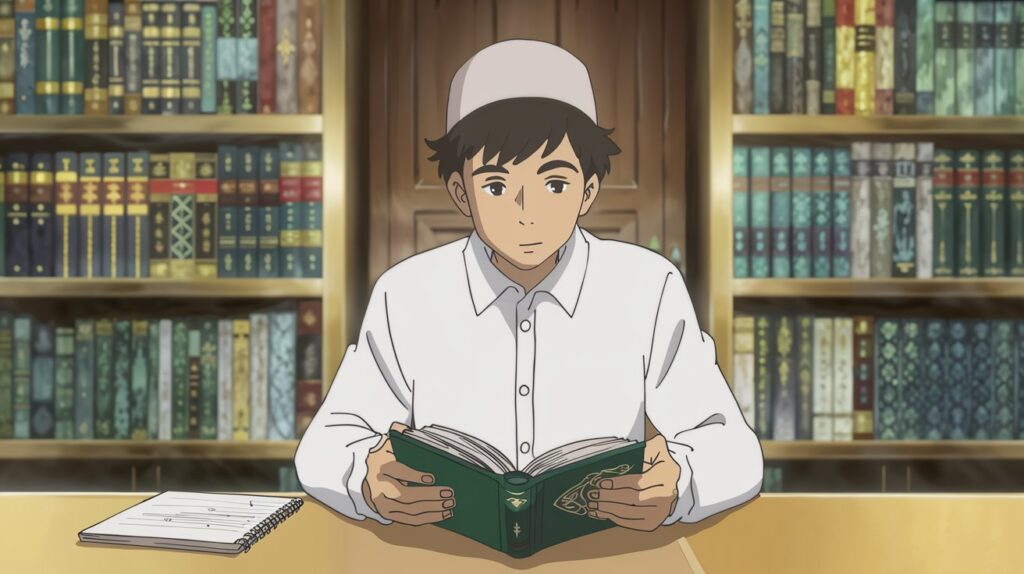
[514,186,534,225]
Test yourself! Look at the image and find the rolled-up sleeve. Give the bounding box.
[294,272,411,524]
[643,267,764,524]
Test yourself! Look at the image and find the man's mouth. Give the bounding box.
[519,242,543,247]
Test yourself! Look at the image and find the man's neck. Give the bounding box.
[490,250,559,294]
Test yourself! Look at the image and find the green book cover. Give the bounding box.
[956,1,975,116]
[935,1,957,115]
[258,146,280,277]
[113,320,132,439]
[832,148,852,277]
[74,319,94,438]
[754,315,774,438]
[991,320,1015,439]
[130,320,149,440]
[200,3,216,113]
[147,320,160,439]
[770,147,791,278]
[188,326,201,438]
[1009,150,1024,276]
[390,428,644,559]
[235,0,257,113]
[981,150,1007,276]
[60,0,84,114]
[734,146,750,278]
[750,147,771,278]
[898,319,922,440]
[216,0,237,114]
[933,149,956,276]
[0,313,12,438]
[171,319,189,439]
[955,149,982,277]
[1017,1,1024,115]
[968,321,994,439]
[811,149,832,278]
[279,141,303,278]
[875,318,901,440]
[870,143,894,278]
[12,316,30,438]
[947,320,970,439]
[994,1,1015,115]
[974,1,996,116]
[29,322,55,438]
[301,141,322,278]
[916,0,935,113]
[921,319,947,439]
[790,148,812,278]
[238,146,259,278]
[54,326,75,439]
[892,143,917,278]
[199,317,218,439]
[34,0,61,114]
[821,0,836,113]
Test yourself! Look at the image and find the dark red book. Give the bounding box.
[258,0,276,113]
[295,299,321,438]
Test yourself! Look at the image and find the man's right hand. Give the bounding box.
[361,422,456,525]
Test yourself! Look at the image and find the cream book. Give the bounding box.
[79,491,303,554]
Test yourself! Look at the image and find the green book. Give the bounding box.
[113,320,132,440]
[994,1,1015,115]
[147,321,160,439]
[974,1,996,116]
[130,320,149,440]
[892,143,917,278]
[199,317,218,439]
[235,0,257,113]
[811,149,832,278]
[12,316,31,438]
[279,142,303,278]
[1009,150,1024,276]
[171,319,189,439]
[770,147,791,278]
[956,1,975,116]
[935,1,957,115]
[60,0,84,114]
[832,148,852,277]
[955,149,982,277]
[754,315,774,438]
[870,143,894,278]
[200,3,217,113]
[875,318,901,440]
[54,326,75,439]
[821,0,836,114]
[981,150,1007,276]
[389,427,644,559]
[734,146,751,278]
[947,320,970,439]
[898,319,922,440]
[34,0,61,114]
[790,148,812,278]
[750,147,772,278]
[968,321,994,439]
[933,149,956,276]
[916,0,935,113]
[0,313,13,438]
[1017,2,1024,115]
[74,319,94,438]
[29,322,55,438]
[992,320,1015,439]
[94,318,115,439]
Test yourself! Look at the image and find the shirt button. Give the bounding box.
[520,319,531,332]
[518,385,530,396]
[520,442,530,454]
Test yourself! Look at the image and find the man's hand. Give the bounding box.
[586,434,681,531]
[361,422,456,525]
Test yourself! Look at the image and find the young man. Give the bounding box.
[295,40,763,532]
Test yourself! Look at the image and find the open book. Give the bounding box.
[391,425,645,558]
[79,491,303,554]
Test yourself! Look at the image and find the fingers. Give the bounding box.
[379,459,435,485]
[598,475,642,490]
[388,509,453,526]
[389,421,409,433]
[587,500,651,521]
[376,494,456,517]
[587,509,656,531]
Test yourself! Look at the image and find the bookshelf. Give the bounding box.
[761,441,1024,461]
[0,279,322,299]
[0,440,297,460]
[734,279,1024,299]
[734,115,1024,136]
[0,115,323,135]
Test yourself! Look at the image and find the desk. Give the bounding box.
[4,492,1018,573]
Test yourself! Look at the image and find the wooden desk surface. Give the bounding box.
[6,492,1021,573]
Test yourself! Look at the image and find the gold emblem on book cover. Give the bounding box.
[553,464,633,517]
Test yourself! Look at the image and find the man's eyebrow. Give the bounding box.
[472,164,509,176]
[537,159,579,174]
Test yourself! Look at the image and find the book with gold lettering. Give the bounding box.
[853,0,875,115]
[231,318,250,440]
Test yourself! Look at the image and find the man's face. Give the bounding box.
[447,135,600,269]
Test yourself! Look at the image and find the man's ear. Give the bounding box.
[446,171,472,217]
[579,174,601,216]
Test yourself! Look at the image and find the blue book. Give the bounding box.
[74,319,95,438]
[279,142,304,278]
[12,316,31,438]
[898,320,923,440]
[968,320,995,439]
[921,319,948,439]
[753,0,771,114]
[29,322,55,438]
[811,149,832,278]
[268,311,297,440]
[770,148,791,278]
[13,0,34,114]
[875,319,902,440]
[217,145,239,277]
[733,146,751,278]
[947,320,971,440]
[5,154,29,276]
[126,151,150,278]
[790,148,812,278]
[258,146,281,277]
[301,142,322,278]
[750,147,772,277]
[238,146,259,278]
[991,320,1016,439]
[78,153,103,278]
[55,152,79,278]
[28,153,55,277]
[102,153,127,278]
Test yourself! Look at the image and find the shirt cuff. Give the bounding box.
[346,433,393,525]
[661,439,696,525]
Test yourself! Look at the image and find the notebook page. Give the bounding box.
[81,492,296,545]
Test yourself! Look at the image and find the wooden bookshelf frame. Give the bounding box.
[0,440,297,460]
[0,279,322,298]
[0,115,323,134]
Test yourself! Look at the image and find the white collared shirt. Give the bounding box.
[295,225,763,525]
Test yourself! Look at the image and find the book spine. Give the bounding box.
[0,155,4,274]
[140,0,159,113]
[733,315,757,429]
[874,0,894,115]
[55,152,79,278]
[232,318,250,440]
[791,148,812,277]
[159,0,179,113]
[947,320,970,439]
[34,0,61,114]
[822,0,836,113]
[218,145,239,277]
[171,318,188,439]
[0,1,14,115]
[73,318,93,438]
[898,319,922,439]
[935,1,957,115]
[29,321,55,438]
[499,479,539,558]
[982,150,1007,276]
[258,146,280,276]
[187,326,200,438]
[249,312,268,440]
[157,318,171,439]
[200,2,215,113]
[749,147,772,278]
[852,316,875,439]
[296,0,317,113]
[892,0,915,114]
[770,0,787,113]
[915,0,934,113]
[786,0,805,113]
[753,0,771,114]
[850,142,872,278]
[112,319,131,439]
[83,0,107,115]
[921,319,947,439]
[0,314,12,438]
[54,326,75,439]
[5,154,28,276]
[108,0,124,114]
[754,315,774,439]
[805,0,822,114]
[832,148,852,276]
[14,0,35,114]
[257,0,274,112]
[279,141,302,277]
[992,320,1015,439]
[216,318,233,440]
[1010,150,1024,276]
[795,314,814,440]
[833,317,854,440]
[770,147,791,277]
[146,320,158,438]
[12,316,30,438]
[956,1,975,116]
[130,319,148,439]
[812,317,833,440]
[1017,1,1024,115]
[869,142,893,278]
[300,141,321,277]
[955,149,981,277]
[771,315,796,440]
[916,143,934,278]
[94,317,113,438]
[969,321,994,439]
[995,1,1015,115]
[891,142,916,277]
[199,317,218,439]
[147,153,170,277]
[294,299,320,437]
[29,153,54,276]
[875,318,900,439]
[169,152,196,278]
[216,0,236,114]
[76,154,100,276]
[854,0,876,115]
[1018,321,1024,439]
[238,146,258,277]
[124,0,141,114]
[975,2,997,116]
[194,151,218,277]
[933,149,956,276]
[235,0,256,113]
[101,152,126,277]
[126,151,149,277]
[734,146,751,278]
[836,0,856,113]
[180,2,202,114]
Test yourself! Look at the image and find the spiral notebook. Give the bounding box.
[78,491,303,554]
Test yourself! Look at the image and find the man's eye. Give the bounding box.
[546,181,568,194]
[484,183,506,196]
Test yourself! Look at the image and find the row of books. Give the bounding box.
[733,0,1024,116]
[0,0,321,116]
[733,143,1024,279]
[734,314,1024,441]
[0,301,323,441]
[0,142,323,278]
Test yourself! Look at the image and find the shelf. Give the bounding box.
[733,114,1024,136]
[0,278,322,298]
[0,115,323,135]
[733,278,1024,299]
[763,440,1024,460]
[0,440,298,460]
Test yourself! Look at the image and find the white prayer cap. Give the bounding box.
[445,39,597,133]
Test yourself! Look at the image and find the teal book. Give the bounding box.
[811,149,832,278]
[947,320,971,440]
[215,0,237,113]
[108,0,125,114]
[870,143,894,278]
[1017,322,1024,439]
[200,2,216,113]
[832,148,852,277]
[753,0,771,114]
[891,143,917,278]
[968,321,994,439]
[34,0,61,114]
[29,322,55,438]
[279,141,303,277]
[991,320,1015,439]
[771,314,796,440]
[893,0,917,115]
[795,315,814,440]
[12,316,31,438]
[268,311,296,440]
[916,0,935,113]
[94,319,114,439]
[770,147,791,278]
[60,0,84,114]
[975,1,996,116]
[146,321,159,439]
[217,145,239,277]
[956,1,975,116]
[130,320,149,440]
[898,319,922,440]
[994,1,1015,115]
[300,141,322,278]
[258,146,280,277]
[933,149,957,276]
[790,148,812,278]
[14,0,34,114]
[235,0,257,113]
[734,146,751,278]
[955,149,982,277]
[390,426,644,559]
[171,319,189,439]
[188,326,200,438]
[0,155,5,275]
[0,313,12,438]
[54,326,75,439]
[921,319,948,439]
[935,1,957,115]
[159,1,181,114]
[821,0,836,113]
[1010,150,1024,276]
[981,150,1007,276]
[754,315,774,438]
[750,147,772,278]
[74,319,94,438]
[141,1,161,114]
[180,2,202,113]
[238,146,259,277]
[198,318,217,439]
[1017,2,1024,115]
[874,318,901,440]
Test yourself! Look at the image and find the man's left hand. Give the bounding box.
[587,434,681,531]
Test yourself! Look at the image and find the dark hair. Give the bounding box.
[425,97,621,184]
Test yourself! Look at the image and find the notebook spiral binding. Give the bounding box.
[235,498,304,553]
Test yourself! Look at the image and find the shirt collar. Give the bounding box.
[462,225,590,317]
